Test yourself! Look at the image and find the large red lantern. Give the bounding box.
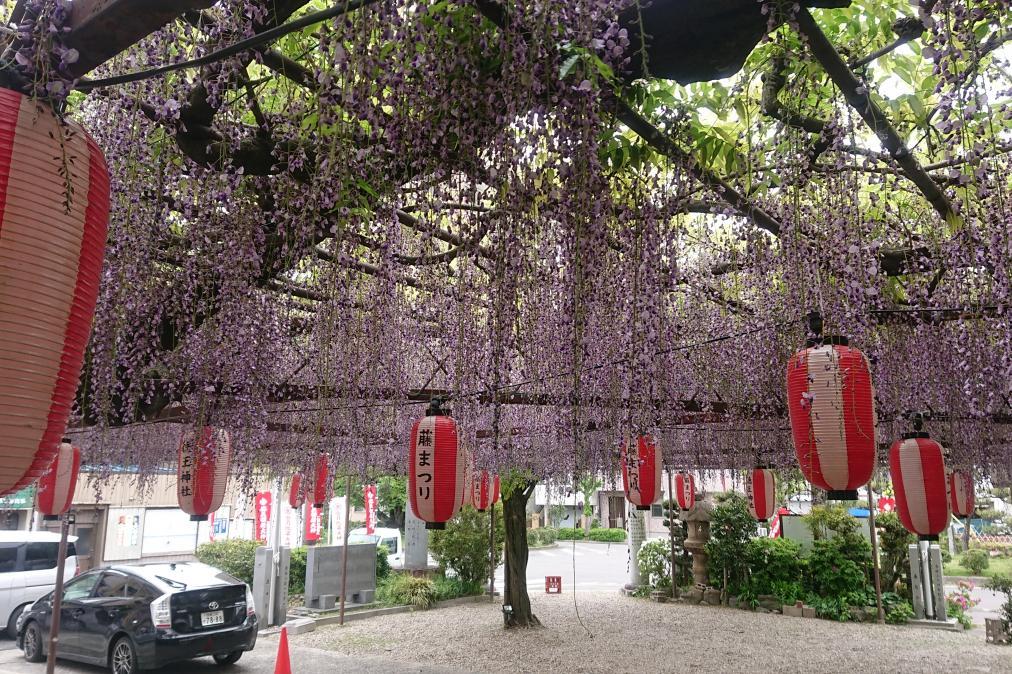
[787,336,877,500]
[288,472,305,509]
[311,454,330,507]
[948,469,975,518]
[471,470,500,512]
[890,434,950,540]
[0,90,109,496]
[674,472,695,511]
[36,441,81,520]
[409,401,466,530]
[747,468,777,522]
[177,427,231,521]
[621,435,662,510]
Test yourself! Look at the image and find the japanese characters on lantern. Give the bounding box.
[177,427,231,521]
[621,435,662,510]
[747,468,776,522]
[409,405,466,530]
[36,441,81,520]
[674,472,695,511]
[311,454,330,507]
[471,470,500,512]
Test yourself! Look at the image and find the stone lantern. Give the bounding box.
[682,495,713,587]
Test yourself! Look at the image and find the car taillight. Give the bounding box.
[245,586,255,619]
[150,593,172,629]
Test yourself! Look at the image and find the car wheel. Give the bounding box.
[22,621,44,663]
[212,650,244,666]
[6,604,26,639]
[110,636,138,674]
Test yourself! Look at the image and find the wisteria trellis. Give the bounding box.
[3,0,1010,491]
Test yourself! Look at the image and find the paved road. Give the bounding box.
[494,540,629,592]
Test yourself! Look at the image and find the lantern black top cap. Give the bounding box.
[426,398,448,417]
[806,310,824,337]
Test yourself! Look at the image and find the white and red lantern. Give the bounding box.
[288,472,305,509]
[311,454,329,507]
[0,90,110,496]
[890,434,950,540]
[786,337,877,500]
[674,472,695,511]
[747,468,777,522]
[948,469,975,518]
[471,470,500,512]
[409,404,466,530]
[36,441,80,520]
[621,435,662,511]
[177,427,231,521]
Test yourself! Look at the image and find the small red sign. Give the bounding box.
[545,576,562,594]
[364,484,378,535]
[878,497,896,513]
[254,491,272,542]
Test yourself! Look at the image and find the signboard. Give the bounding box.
[104,507,144,561]
[877,496,896,513]
[304,501,322,544]
[254,491,272,542]
[0,486,36,509]
[329,496,347,545]
[364,484,377,535]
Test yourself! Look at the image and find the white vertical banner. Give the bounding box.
[329,496,348,546]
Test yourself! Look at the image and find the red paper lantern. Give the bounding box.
[674,472,695,511]
[747,468,776,522]
[890,434,950,540]
[471,470,500,512]
[36,441,80,520]
[311,454,329,507]
[0,90,109,496]
[177,427,231,521]
[288,472,305,509]
[621,435,662,511]
[948,469,975,518]
[787,337,877,500]
[409,404,466,530]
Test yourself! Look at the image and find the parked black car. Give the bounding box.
[16,561,257,674]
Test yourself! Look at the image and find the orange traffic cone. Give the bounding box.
[274,625,292,674]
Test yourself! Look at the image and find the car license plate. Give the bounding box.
[201,610,225,627]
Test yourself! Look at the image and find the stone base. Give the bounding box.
[283,617,316,635]
[757,594,781,612]
[682,587,704,603]
[703,588,722,605]
[909,618,962,632]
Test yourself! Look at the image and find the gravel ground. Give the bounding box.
[287,592,1009,674]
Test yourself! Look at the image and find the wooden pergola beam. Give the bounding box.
[65,0,217,77]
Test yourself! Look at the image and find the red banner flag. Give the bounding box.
[364,484,378,535]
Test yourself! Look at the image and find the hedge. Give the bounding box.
[556,527,584,540]
[527,527,558,547]
[588,528,626,543]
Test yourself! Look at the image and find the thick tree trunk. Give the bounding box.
[503,482,540,629]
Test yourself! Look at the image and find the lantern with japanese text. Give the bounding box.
[177,427,231,521]
[747,468,776,522]
[890,433,950,540]
[786,334,877,500]
[471,470,500,512]
[409,400,466,530]
[311,454,330,507]
[0,89,110,496]
[674,472,695,511]
[288,472,305,509]
[36,441,80,520]
[949,469,975,518]
[621,435,662,510]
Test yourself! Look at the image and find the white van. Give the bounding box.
[0,531,78,638]
[348,527,404,567]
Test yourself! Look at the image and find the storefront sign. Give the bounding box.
[0,486,35,509]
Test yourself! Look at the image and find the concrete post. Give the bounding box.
[252,546,274,629]
[272,547,291,627]
[908,543,925,620]
[404,483,429,571]
[625,508,646,589]
[929,544,946,621]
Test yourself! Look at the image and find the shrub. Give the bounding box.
[195,539,258,587]
[377,574,436,609]
[557,527,584,540]
[287,547,307,595]
[527,528,558,547]
[885,600,915,624]
[806,538,868,598]
[429,506,504,586]
[877,512,914,592]
[705,493,756,593]
[588,528,626,543]
[988,574,1012,629]
[745,537,804,595]
[768,580,804,607]
[809,595,851,621]
[638,539,673,589]
[432,575,482,602]
[375,544,391,581]
[590,519,602,529]
[962,549,990,575]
